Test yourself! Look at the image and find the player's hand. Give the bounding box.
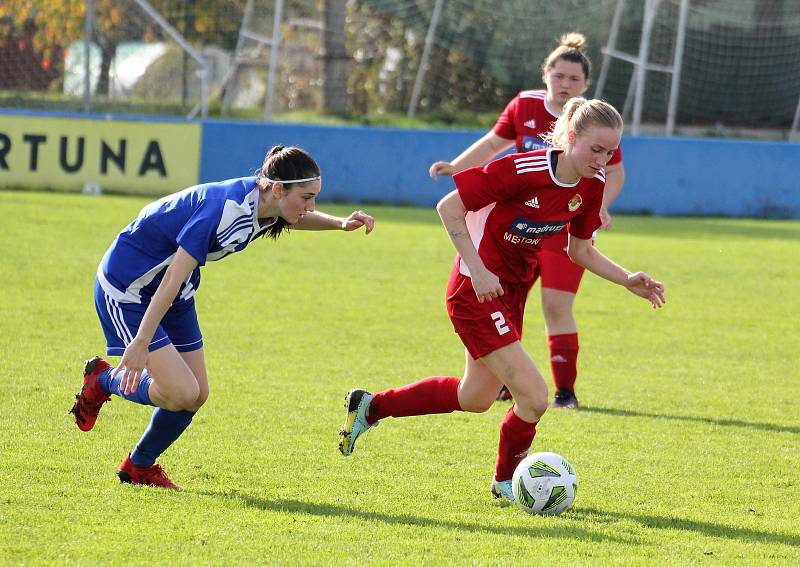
[600,206,613,230]
[471,267,504,304]
[341,210,374,234]
[624,272,665,309]
[112,338,149,395]
[429,161,455,179]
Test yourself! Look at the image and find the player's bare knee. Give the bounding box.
[542,301,570,325]
[460,394,495,413]
[190,385,210,411]
[515,390,548,420]
[165,382,201,411]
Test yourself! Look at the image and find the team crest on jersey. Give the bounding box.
[568,194,582,212]
[524,119,537,129]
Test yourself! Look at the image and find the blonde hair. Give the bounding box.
[541,32,591,82]
[543,97,623,149]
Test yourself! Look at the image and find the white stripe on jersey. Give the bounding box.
[514,155,548,165]
[595,170,606,182]
[514,155,549,175]
[459,203,496,278]
[217,214,252,244]
[519,90,546,99]
[215,197,260,251]
[516,166,550,174]
[97,257,175,304]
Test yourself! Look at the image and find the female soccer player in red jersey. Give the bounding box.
[430,33,624,408]
[340,98,664,502]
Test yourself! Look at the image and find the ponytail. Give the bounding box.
[255,145,321,239]
[543,98,623,150]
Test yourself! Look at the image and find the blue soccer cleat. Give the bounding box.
[338,389,376,456]
[491,478,515,503]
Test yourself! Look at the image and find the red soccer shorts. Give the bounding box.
[445,263,532,359]
[538,231,586,294]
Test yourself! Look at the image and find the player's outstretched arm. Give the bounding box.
[567,235,665,309]
[429,131,514,179]
[292,210,374,234]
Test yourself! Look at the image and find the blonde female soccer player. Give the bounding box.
[340,99,664,502]
[430,33,624,408]
[70,145,374,488]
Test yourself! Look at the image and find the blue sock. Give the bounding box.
[130,408,196,467]
[97,367,153,406]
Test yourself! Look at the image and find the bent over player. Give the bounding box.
[430,32,624,408]
[340,99,664,503]
[70,145,374,488]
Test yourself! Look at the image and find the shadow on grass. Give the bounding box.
[571,506,800,548]
[200,491,632,543]
[581,405,800,435]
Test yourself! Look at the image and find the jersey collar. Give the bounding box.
[547,148,579,188]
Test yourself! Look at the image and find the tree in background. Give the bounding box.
[0,16,62,90]
[0,0,242,98]
[0,0,135,96]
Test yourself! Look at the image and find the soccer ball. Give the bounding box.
[511,452,578,515]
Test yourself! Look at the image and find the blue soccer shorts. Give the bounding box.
[94,278,204,356]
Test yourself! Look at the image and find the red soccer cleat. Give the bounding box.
[69,356,112,431]
[117,454,182,489]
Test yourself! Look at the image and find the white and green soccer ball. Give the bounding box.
[511,452,578,515]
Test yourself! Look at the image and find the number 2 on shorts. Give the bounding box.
[491,311,510,335]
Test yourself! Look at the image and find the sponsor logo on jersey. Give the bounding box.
[509,216,566,237]
[524,197,540,208]
[568,194,582,212]
[523,119,537,129]
[521,136,548,152]
[503,233,541,245]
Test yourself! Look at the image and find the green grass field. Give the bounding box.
[1,190,798,565]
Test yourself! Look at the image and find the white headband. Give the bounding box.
[262,175,321,184]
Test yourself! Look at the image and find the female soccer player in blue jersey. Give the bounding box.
[70,145,374,489]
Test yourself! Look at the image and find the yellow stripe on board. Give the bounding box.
[0,115,200,195]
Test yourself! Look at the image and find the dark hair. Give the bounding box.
[542,32,592,85]
[255,145,321,239]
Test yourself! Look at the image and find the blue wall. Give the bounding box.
[200,120,478,208]
[3,109,798,219]
[201,120,800,219]
[616,137,800,218]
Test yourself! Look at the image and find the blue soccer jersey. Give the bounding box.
[97,177,275,305]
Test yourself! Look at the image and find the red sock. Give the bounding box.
[548,332,579,392]
[494,406,538,481]
[366,376,461,424]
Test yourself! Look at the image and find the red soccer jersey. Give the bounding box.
[453,148,605,284]
[493,89,622,165]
